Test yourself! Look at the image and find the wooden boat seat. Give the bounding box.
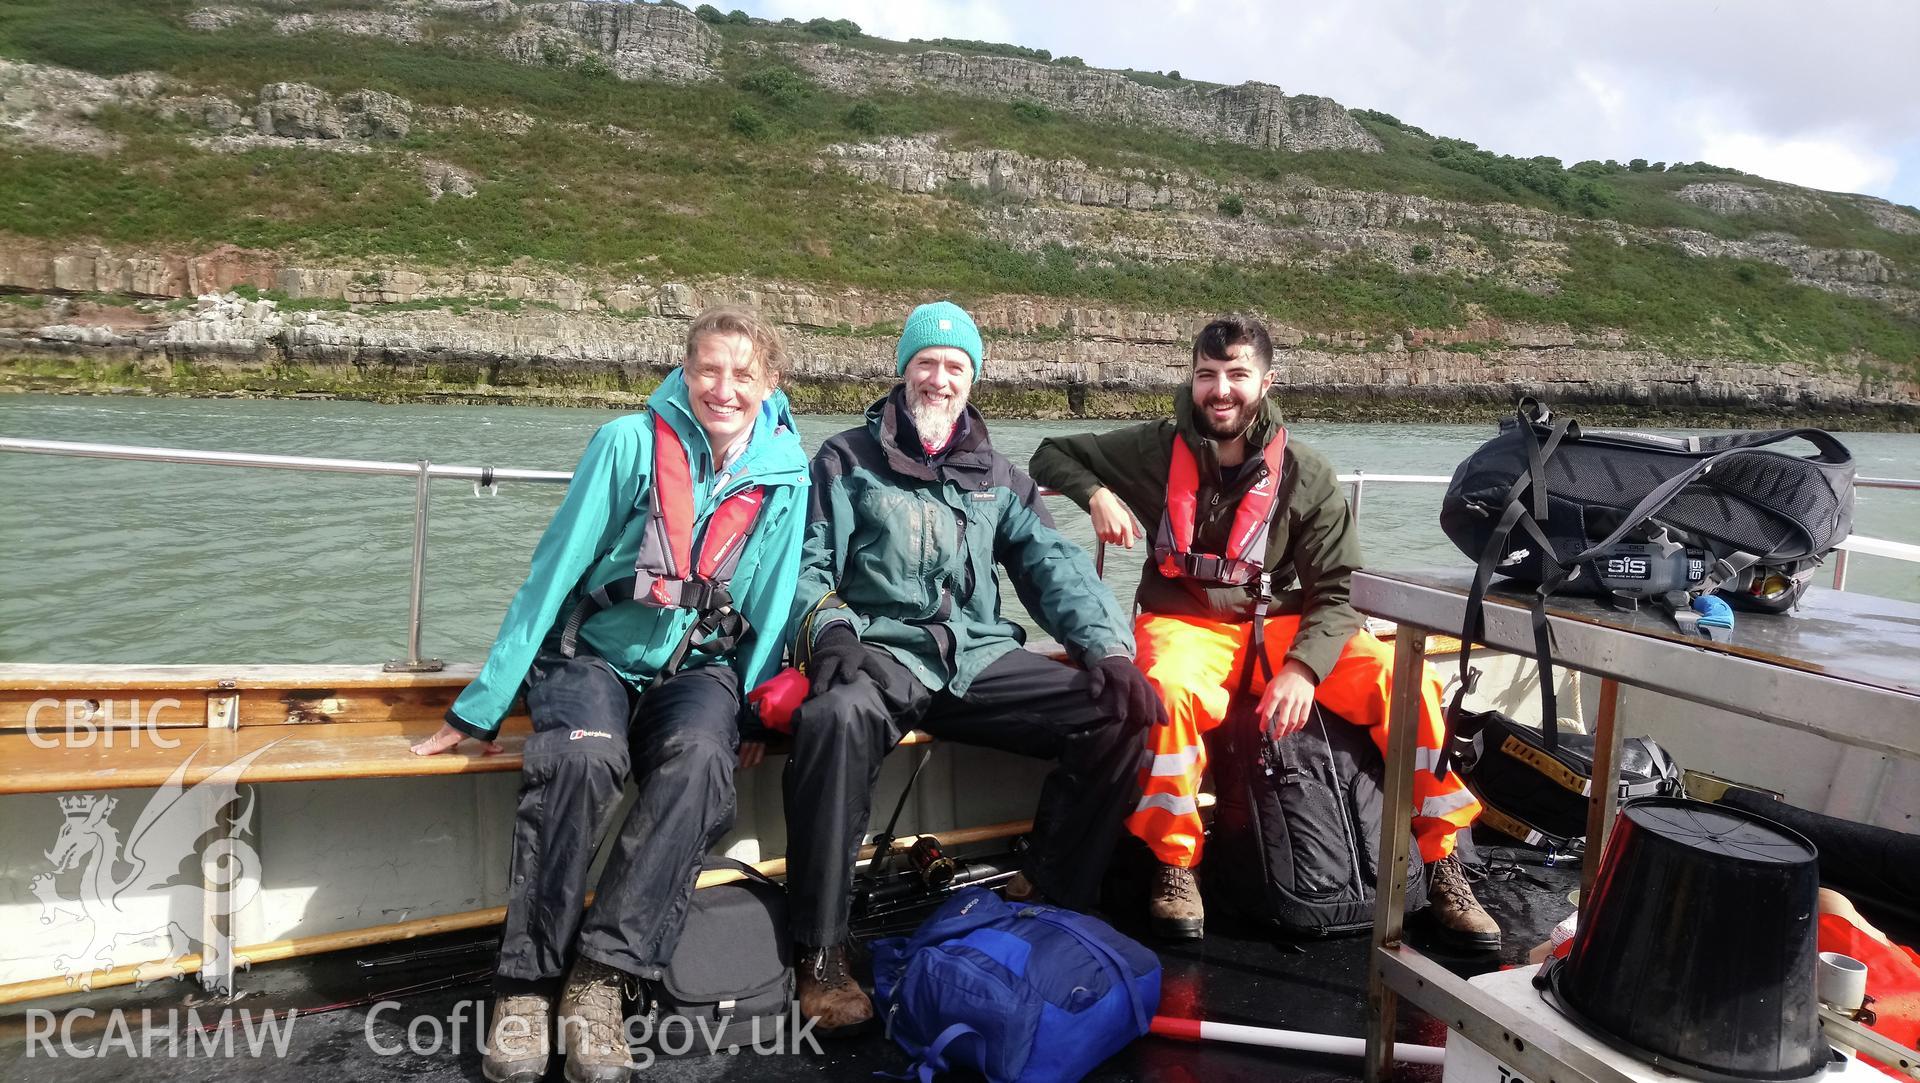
[0,635,1470,796]
[0,647,1037,796]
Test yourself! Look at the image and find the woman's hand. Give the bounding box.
[409,722,504,757]
[738,741,766,770]
[1089,488,1139,549]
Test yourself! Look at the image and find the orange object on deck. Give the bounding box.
[1128,612,1480,867]
[1820,912,1920,1078]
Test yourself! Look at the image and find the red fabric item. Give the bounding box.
[1819,913,1920,1077]
[694,487,765,578]
[748,667,808,734]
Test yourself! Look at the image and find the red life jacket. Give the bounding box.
[557,411,765,664]
[1153,429,1288,586]
[631,410,766,610]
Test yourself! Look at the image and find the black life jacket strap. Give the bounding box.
[556,574,739,661]
[1161,550,1264,586]
[1444,410,1574,776]
[657,605,752,679]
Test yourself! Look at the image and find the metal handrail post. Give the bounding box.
[1831,548,1850,591]
[1349,472,1366,523]
[386,460,444,673]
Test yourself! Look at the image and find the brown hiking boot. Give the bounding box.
[482,991,553,1083]
[1149,863,1205,940]
[557,957,634,1083]
[1425,855,1502,951]
[794,942,873,1037]
[1004,872,1040,903]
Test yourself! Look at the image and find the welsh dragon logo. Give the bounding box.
[31,746,272,990]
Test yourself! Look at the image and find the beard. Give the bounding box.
[1193,391,1260,441]
[908,390,965,449]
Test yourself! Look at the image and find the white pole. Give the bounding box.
[1152,1016,1447,1065]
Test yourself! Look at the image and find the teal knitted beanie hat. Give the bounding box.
[895,301,984,377]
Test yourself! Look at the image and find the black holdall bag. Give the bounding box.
[1426,399,1836,845]
[637,856,794,1052]
[1439,398,1855,625]
[1203,624,1427,937]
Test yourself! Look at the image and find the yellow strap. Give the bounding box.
[795,591,843,674]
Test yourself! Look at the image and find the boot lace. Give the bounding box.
[806,945,852,989]
[491,994,550,1056]
[563,960,632,1054]
[1155,865,1199,904]
[1431,855,1485,910]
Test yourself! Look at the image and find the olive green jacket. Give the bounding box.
[1028,386,1364,682]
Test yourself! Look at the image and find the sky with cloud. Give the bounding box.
[733,0,1920,208]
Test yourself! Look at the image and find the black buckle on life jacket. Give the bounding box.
[556,577,736,659]
[660,606,752,678]
[672,580,733,613]
[1168,551,1260,587]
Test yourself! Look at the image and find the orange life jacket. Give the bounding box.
[558,411,766,667]
[1153,429,1288,586]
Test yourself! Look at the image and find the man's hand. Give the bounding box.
[409,722,504,757]
[738,741,765,770]
[807,623,886,696]
[1256,659,1320,739]
[1085,655,1167,729]
[1088,488,1139,549]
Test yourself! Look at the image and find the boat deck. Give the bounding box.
[0,836,1584,1082]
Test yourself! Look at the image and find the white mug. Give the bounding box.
[1817,951,1869,1012]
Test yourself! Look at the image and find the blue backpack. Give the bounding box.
[871,888,1162,1083]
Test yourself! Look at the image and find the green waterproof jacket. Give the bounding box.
[447,368,810,738]
[789,387,1133,694]
[1028,385,1363,683]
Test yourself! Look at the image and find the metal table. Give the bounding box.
[1355,569,1920,1083]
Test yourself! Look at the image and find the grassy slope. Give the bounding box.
[0,0,1916,375]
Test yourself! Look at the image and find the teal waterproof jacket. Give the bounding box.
[788,388,1132,694]
[447,369,810,738]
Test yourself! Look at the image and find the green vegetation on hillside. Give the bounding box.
[0,0,1916,376]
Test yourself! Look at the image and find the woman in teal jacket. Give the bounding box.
[412,307,808,1083]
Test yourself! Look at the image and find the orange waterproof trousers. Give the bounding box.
[1128,612,1480,867]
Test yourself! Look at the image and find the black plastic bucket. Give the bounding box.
[1539,797,1827,1082]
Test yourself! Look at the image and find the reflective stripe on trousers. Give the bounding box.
[1126,611,1480,867]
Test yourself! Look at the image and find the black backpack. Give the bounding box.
[1203,647,1426,936]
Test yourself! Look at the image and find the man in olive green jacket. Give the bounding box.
[1030,314,1498,950]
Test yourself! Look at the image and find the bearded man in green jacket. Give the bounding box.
[781,301,1162,1034]
[1030,314,1499,950]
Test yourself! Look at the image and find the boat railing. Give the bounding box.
[3,436,1917,672]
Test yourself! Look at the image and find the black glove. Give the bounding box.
[1084,654,1167,729]
[807,623,886,696]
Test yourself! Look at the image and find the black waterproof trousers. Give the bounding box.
[494,651,740,988]
[784,644,1144,948]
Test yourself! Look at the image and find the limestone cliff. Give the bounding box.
[778,44,1379,153]
[0,2,1916,420]
[4,245,1912,422]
